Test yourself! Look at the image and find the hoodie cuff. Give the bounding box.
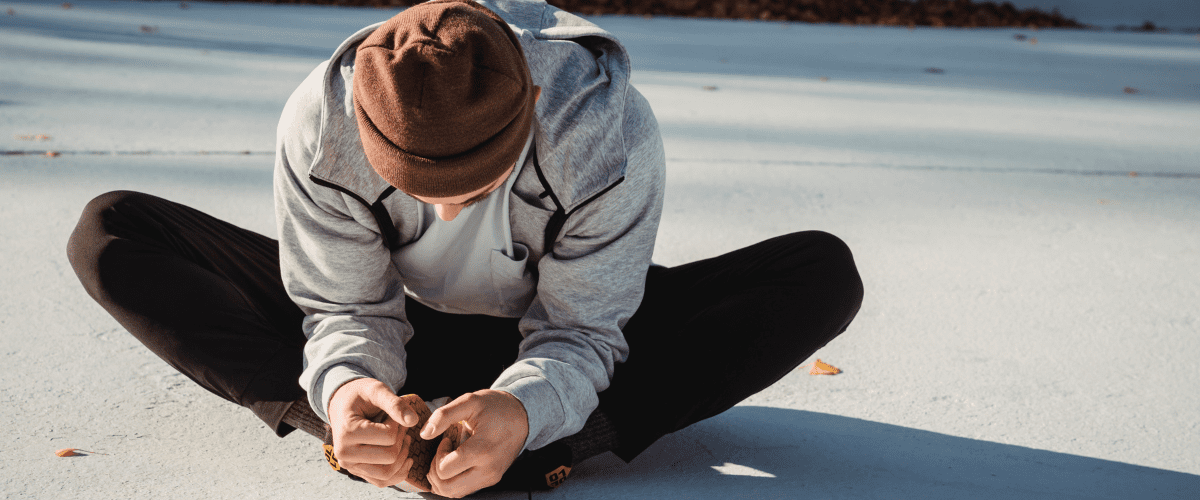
[310,362,371,424]
[493,375,563,452]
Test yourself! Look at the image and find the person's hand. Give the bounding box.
[421,389,529,498]
[327,378,420,488]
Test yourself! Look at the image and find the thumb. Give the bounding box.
[363,386,416,428]
[421,394,478,440]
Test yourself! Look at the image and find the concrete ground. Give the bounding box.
[2,1,1198,498]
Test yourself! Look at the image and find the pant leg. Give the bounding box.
[399,299,524,400]
[66,190,524,435]
[67,191,309,435]
[601,230,864,461]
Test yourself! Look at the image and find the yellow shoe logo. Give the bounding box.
[545,465,571,488]
[323,444,341,471]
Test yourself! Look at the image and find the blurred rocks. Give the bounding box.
[233,0,1083,28]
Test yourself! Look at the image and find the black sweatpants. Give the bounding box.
[66,190,862,462]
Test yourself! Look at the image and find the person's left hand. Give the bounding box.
[420,389,529,498]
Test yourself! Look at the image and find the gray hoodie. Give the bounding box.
[273,0,665,452]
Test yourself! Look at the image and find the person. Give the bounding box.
[66,0,863,497]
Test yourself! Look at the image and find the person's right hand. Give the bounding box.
[327,377,420,488]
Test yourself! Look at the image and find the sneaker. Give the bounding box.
[320,395,457,492]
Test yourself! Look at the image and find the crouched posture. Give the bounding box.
[66,0,863,496]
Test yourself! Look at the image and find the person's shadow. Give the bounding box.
[517,406,1196,499]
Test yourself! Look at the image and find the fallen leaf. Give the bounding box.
[819,76,830,82]
[1123,86,1139,94]
[1030,37,1038,45]
[7,8,15,15]
[809,358,841,375]
[924,67,945,74]
[140,25,159,34]
[61,2,72,9]
[701,85,718,91]
[55,448,104,457]
[1129,171,1139,177]
[46,151,61,157]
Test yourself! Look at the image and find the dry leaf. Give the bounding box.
[55,448,103,457]
[61,3,72,9]
[1123,87,1139,94]
[1128,171,1139,177]
[819,76,830,82]
[924,67,945,74]
[140,25,159,34]
[809,358,841,375]
[7,8,15,15]
[45,151,61,157]
[1030,37,1038,45]
[701,85,718,91]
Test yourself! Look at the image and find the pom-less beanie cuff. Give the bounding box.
[353,0,535,198]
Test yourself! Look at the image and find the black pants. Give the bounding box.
[66,191,863,462]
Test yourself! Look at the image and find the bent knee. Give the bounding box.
[66,190,149,278]
[785,230,863,305]
[780,230,857,272]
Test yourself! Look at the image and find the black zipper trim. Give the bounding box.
[309,175,402,252]
[531,146,626,256]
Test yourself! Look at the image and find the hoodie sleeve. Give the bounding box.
[490,88,666,451]
[273,61,412,423]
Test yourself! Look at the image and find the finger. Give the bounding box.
[337,443,402,465]
[342,460,388,484]
[367,390,420,428]
[339,418,400,447]
[433,433,476,480]
[422,394,479,440]
[340,459,391,486]
[379,435,413,484]
[426,439,462,498]
[430,464,494,499]
[343,434,408,482]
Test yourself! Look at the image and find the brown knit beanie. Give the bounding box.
[353,0,535,198]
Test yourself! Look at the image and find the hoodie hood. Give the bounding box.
[309,0,631,212]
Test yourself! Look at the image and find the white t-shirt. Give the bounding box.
[392,130,537,318]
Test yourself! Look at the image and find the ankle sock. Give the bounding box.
[281,398,326,439]
[561,409,622,466]
[487,409,623,492]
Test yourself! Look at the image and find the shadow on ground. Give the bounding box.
[547,406,1198,499]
